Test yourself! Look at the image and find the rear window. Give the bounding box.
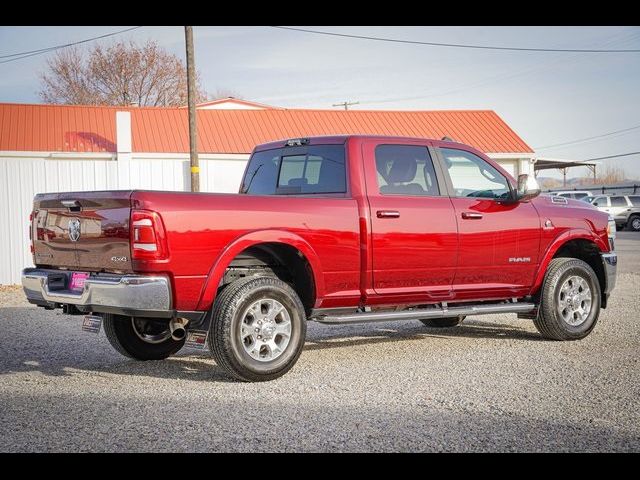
[241,145,346,195]
[574,193,590,199]
[628,196,640,206]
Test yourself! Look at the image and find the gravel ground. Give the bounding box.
[1,237,639,452]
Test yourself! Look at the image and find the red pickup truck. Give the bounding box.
[23,135,617,381]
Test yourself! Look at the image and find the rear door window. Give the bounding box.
[610,196,628,207]
[374,145,440,196]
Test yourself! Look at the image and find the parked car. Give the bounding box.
[22,135,617,381]
[551,190,594,201]
[591,194,640,231]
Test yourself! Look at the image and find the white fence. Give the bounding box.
[0,154,248,285]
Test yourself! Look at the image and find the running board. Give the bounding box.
[312,302,536,325]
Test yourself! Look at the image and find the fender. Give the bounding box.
[530,228,609,294]
[195,229,325,311]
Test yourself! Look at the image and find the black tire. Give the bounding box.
[103,314,185,360]
[533,258,601,341]
[627,214,640,232]
[420,316,465,328]
[209,276,307,382]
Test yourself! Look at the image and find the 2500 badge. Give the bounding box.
[111,256,128,262]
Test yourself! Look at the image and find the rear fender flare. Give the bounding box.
[196,230,324,311]
[530,228,608,294]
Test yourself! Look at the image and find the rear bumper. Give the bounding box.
[601,252,617,296]
[22,268,173,318]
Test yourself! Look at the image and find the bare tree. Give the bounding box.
[39,40,218,107]
[597,165,626,185]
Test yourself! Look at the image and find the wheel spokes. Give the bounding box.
[240,297,292,362]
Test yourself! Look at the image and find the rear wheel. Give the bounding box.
[209,276,306,382]
[103,314,185,360]
[533,258,601,341]
[420,316,465,328]
[628,215,640,232]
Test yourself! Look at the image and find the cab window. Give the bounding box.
[440,148,511,200]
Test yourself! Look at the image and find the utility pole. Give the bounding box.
[185,26,199,192]
[332,101,359,110]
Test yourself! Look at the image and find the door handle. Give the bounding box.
[461,212,483,219]
[377,210,400,218]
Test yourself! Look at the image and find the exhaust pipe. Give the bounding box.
[169,318,189,341]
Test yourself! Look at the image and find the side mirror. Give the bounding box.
[515,174,541,202]
[592,202,599,206]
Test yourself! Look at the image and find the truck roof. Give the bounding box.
[253,135,471,152]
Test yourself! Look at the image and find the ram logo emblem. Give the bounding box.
[68,218,81,242]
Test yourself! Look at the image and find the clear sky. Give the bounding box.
[1,26,639,179]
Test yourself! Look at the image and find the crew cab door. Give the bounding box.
[363,140,458,298]
[434,145,541,296]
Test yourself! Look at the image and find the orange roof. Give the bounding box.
[0,102,533,155]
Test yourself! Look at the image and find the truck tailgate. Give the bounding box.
[32,191,134,273]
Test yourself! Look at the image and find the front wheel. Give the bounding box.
[103,314,185,360]
[209,276,307,382]
[534,258,601,341]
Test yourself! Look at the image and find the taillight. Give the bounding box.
[29,211,35,253]
[130,210,169,261]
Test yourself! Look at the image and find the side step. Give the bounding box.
[312,302,536,325]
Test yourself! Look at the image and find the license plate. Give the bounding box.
[82,315,102,334]
[185,330,208,349]
[70,272,90,291]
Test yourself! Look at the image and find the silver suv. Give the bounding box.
[552,190,594,201]
[591,194,640,231]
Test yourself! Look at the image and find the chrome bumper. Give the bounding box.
[601,252,617,294]
[22,268,172,317]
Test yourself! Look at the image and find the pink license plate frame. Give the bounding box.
[70,272,90,291]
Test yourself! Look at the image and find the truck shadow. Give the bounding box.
[303,318,544,351]
[1,306,543,382]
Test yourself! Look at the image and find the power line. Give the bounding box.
[582,151,640,162]
[358,30,640,106]
[0,26,142,58]
[270,26,640,53]
[535,124,640,150]
[0,26,142,65]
